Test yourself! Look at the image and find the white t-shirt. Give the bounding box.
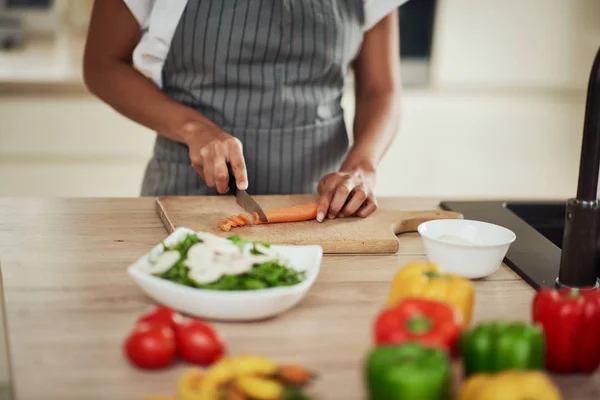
[123,0,409,88]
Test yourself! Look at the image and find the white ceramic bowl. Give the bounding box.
[127,228,322,321]
[417,219,516,279]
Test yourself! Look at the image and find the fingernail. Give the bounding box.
[239,181,248,190]
[317,212,324,222]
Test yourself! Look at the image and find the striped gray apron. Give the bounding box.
[141,0,365,196]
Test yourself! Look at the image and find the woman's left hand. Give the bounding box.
[317,166,378,222]
[314,10,400,223]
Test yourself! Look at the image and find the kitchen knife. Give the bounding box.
[227,165,268,223]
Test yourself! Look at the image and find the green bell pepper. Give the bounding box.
[365,343,451,400]
[460,321,545,377]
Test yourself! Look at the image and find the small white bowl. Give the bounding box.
[417,219,516,279]
[127,228,322,321]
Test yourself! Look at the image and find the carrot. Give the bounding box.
[218,214,250,232]
[252,202,319,225]
[218,202,319,232]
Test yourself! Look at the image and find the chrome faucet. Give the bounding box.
[558,46,600,288]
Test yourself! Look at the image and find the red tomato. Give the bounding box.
[138,306,182,329]
[124,323,176,369]
[175,319,225,366]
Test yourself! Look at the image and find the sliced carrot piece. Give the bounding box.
[230,215,245,226]
[218,220,233,232]
[218,213,252,232]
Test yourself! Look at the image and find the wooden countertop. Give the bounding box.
[0,198,598,399]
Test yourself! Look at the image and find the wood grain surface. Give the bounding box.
[156,195,463,254]
[0,198,597,400]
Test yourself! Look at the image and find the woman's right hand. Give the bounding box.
[84,0,248,196]
[181,121,248,194]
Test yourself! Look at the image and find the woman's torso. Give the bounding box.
[141,0,365,196]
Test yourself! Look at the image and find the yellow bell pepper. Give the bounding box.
[202,357,236,386]
[459,370,562,400]
[387,261,474,325]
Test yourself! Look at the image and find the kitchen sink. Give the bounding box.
[440,201,566,289]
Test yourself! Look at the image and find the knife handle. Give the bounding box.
[227,163,237,195]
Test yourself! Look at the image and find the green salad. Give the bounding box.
[149,233,306,291]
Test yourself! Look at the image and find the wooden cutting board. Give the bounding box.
[155,195,462,254]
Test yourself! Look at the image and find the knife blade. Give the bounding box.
[227,165,268,223]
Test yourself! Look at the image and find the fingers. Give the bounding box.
[317,172,377,221]
[328,181,354,219]
[356,196,378,218]
[213,145,229,194]
[193,164,205,181]
[190,132,248,193]
[341,185,369,217]
[317,174,356,221]
[317,178,334,223]
[200,147,215,189]
[227,138,248,190]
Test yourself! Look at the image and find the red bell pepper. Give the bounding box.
[532,287,600,373]
[374,298,461,355]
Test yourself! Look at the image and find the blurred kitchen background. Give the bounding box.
[1,0,600,199]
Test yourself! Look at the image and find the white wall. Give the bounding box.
[344,88,585,199]
[431,0,600,90]
[0,96,154,197]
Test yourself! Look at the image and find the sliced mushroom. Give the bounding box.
[195,231,221,241]
[187,263,226,284]
[149,250,181,274]
[225,258,255,275]
[187,243,215,264]
[213,242,241,255]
